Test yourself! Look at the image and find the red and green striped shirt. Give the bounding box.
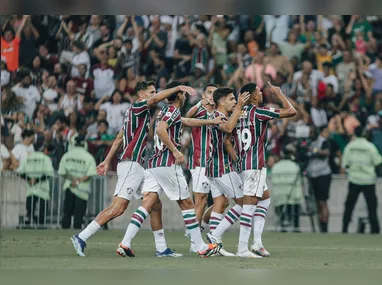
[206,110,235,178]
[188,106,214,169]
[119,100,151,165]
[148,104,182,168]
[235,105,280,172]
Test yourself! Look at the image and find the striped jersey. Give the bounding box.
[118,100,151,165]
[188,106,214,169]
[206,110,235,177]
[148,104,182,168]
[235,105,280,171]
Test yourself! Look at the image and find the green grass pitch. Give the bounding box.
[1,229,381,269]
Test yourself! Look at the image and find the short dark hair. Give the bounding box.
[22,129,35,139]
[322,61,332,68]
[213,87,234,106]
[240,82,257,95]
[56,115,69,125]
[97,119,109,128]
[354,126,363,137]
[203,83,218,92]
[135,80,155,94]
[43,143,55,153]
[72,40,85,51]
[166,81,183,102]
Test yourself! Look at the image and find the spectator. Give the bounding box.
[73,21,94,50]
[91,48,115,100]
[307,127,332,233]
[1,87,21,125]
[11,129,35,170]
[1,141,10,171]
[263,15,289,47]
[278,31,307,61]
[38,44,58,72]
[336,49,356,90]
[42,74,59,112]
[190,32,209,73]
[346,15,375,49]
[87,15,102,44]
[59,134,97,229]
[292,60,324,97]
[118,67,138,103]
[17,144,54,225]
[10,111,26,145]
[95,89,130,134]
[144,16,168,59]
[342,126,382,234]
[19,16,40,68]
[1,15,28,72]
[73,64,94,98]
[87,119,115,164]
[368,54,382,95]
[58,79,83,116]
[1,57,11,87]
[70,40,91,78]
[11,71,41,119]
[245,52,276,89]
[322,62,339,94]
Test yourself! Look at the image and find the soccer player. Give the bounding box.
[71,81,197,257]
[235,82,296,258]
[204,87,250,255]
[185,83,217,252]
[117,81,225,258]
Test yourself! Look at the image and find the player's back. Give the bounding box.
[236,104,280,172]
[148,104,182,168]
[119,100,151,165]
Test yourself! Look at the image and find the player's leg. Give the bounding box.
[118,169,161,257]
[150,198,183,257]
[157,165,220,257]
[251,189,271,257]
[208,172,243,242]
[72,161,144,257]
[237,169,264,258]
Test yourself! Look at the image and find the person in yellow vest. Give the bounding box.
[17,144,55,225]
[59,135,97,229]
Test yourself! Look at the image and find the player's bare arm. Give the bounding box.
[224,134,238,162]
[147,86,197,108]
[185,98,208,118]
[96,129,124,176]
[181,116,225,127]
[156,121,184,164]
[219,92,250,133]
[268,82,297,119]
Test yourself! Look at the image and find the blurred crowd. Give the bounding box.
[1,15,382,175]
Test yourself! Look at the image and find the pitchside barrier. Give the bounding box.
[1,171,381,233]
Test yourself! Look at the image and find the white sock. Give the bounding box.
[153,229,167,252]
[212,205,242,238]
[200,220,209,233]
[253,198,270,246]
[78,221,101,242]
[121,206,148,248]
[182,209,208,252]
[209,211,223,232]
[238,205,256,253]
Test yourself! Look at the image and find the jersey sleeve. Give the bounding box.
[254,107,280,121]
[131,100,149,116]
[195,107,207,119]
[161,106,181,127]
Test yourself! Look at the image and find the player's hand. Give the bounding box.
[268,82,282,95]
[179,86,197,97]
[212,116,227,125]
[173,150,185,165]
[237,92,250,107]
[96,160,110,176]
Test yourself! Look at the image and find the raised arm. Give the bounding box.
[268,82,297,118]
[181,115,225,127]
[147,85,197,108]
[219,92,250,133]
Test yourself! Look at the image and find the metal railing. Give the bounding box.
[0,171,108,229]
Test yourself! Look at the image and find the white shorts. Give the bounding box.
[114,161,145,201]
[190,167,210,194]
[209,172,243,199]
[240,168,268,198]
[142,165,190,201]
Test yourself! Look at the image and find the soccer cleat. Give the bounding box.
[236,250,263,258]
[218,248,235,257]
[251,243,270,257]
[198,244,221,258]
[206,232,222,244]
[155,248,183,257]
[71,234,86,257]
[116,243,135,257]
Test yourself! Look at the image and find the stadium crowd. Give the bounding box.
[1,14,382,174]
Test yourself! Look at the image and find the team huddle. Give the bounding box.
[70,79,296,258]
